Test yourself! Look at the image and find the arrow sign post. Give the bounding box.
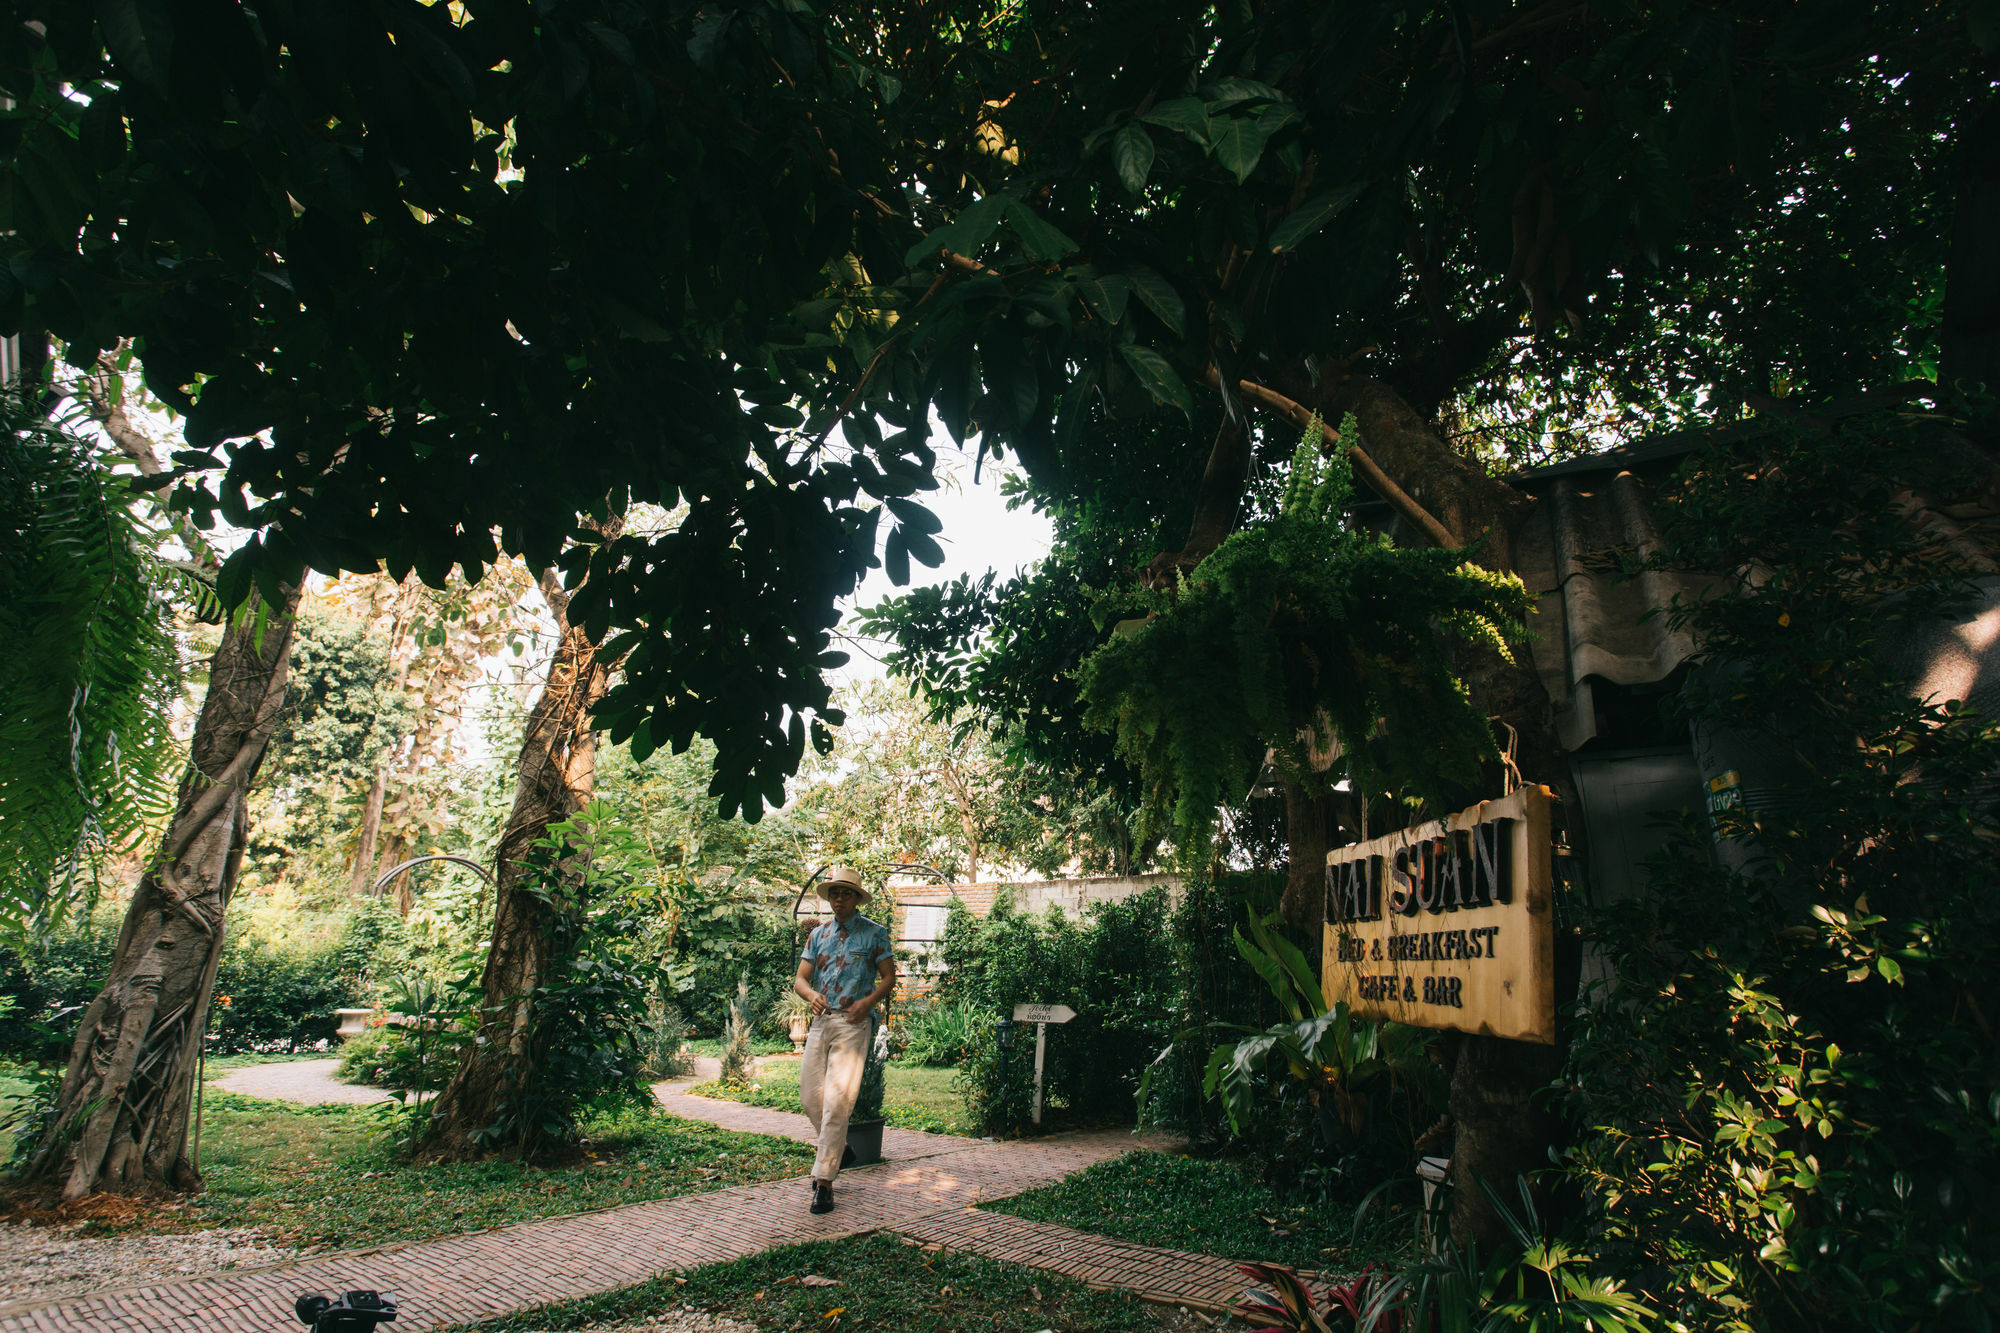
[1011,1003,1077,1126]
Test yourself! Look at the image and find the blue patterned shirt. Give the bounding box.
[802,914,893,1010]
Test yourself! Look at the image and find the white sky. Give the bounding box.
[831,450,1053,691]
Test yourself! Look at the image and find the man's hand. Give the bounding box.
[844,997,874,1023]
[810,990,832,1017]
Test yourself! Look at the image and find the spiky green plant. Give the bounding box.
[718,974,756,1086]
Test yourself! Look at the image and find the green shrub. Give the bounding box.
[335,1022,455,1092]
[941,888,1179,1134]
[1,903,383,1057]
[897,997,983,1066]
[209,933,364,1052]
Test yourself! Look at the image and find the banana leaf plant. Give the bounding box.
[1139,907,1431,1140]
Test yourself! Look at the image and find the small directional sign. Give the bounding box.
[1010,1003,1077,1126]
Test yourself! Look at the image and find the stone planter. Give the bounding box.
[788,1014,810,1052]
[845,1118,884,1167]
[334,1008,374,1042]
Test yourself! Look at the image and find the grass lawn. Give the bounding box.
[681,1036,795,1058]
[688,1061,976,1136]
[133,1089,813,1249]
[985,1151,1411,1275]
[443,1233,1165,1333]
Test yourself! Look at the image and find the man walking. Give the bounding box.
[794,865,895,1215]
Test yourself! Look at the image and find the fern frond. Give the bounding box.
[0,390,185,944]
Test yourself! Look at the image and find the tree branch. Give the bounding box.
[1201,369,1461,547]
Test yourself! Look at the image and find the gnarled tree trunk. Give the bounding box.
[421,560,614,1159]
[22,584,301,1200]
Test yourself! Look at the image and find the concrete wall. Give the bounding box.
[891,871,1182,919]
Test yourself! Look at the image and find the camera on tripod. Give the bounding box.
[295,1290,398,1332]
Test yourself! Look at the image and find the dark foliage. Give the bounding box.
[1563,413,2000,1330]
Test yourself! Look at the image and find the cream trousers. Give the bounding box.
[799,1010,872,1182]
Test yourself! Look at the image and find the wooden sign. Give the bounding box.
[1321,785,1555,1044]
[1010,1002,1077,1124]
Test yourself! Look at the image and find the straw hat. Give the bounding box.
[816,865,871,906]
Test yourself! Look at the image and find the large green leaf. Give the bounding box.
[1235,923,1304,1020]
[98,0,175,92]
[1123,264,1186,337]
[1250,908,1325,1011]
[1075,274,1131,326]
[1267,183,1365,252]
[1112,122,1155,194]
[1117,344,1193,417]
[1141,97,1212,143]
[1003,199,1079,262]
[904,193,1007,268]
[1210,114,1275,184]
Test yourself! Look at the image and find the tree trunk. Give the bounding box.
[1279,774,1345,964]
[1446,1031,1566,1250]
[22,585,301,1200]
[420,562,614,1159]
[348,771,388,898]
[347,576,425,898]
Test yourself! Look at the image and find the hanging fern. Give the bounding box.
[0,392,185,941]
[1079,415,1535,854]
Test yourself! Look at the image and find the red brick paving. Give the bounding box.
[0,1125,1173,1333]
[3,1076,1306,1332]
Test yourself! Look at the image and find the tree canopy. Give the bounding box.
[4,0,1990,819]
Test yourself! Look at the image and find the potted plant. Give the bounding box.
[845,1022,889,1166]
[773,990,814,1052]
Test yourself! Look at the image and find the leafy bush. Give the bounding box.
[654,877,801,1038]
[208,933,365,1052]
[1145,908,1442,1205]
[1,902,384,1057]
[336,1023,455,1092]
[940,888,1177,1134]
[897,997,983,1066]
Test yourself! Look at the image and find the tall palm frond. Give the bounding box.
[0,390,184,943]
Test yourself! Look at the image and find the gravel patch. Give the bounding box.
[0,1221,303,1307]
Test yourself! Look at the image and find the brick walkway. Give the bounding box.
[896,1207,1345,1316]
[0,1125,1172,1333]
[3,1068,1316,1332]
